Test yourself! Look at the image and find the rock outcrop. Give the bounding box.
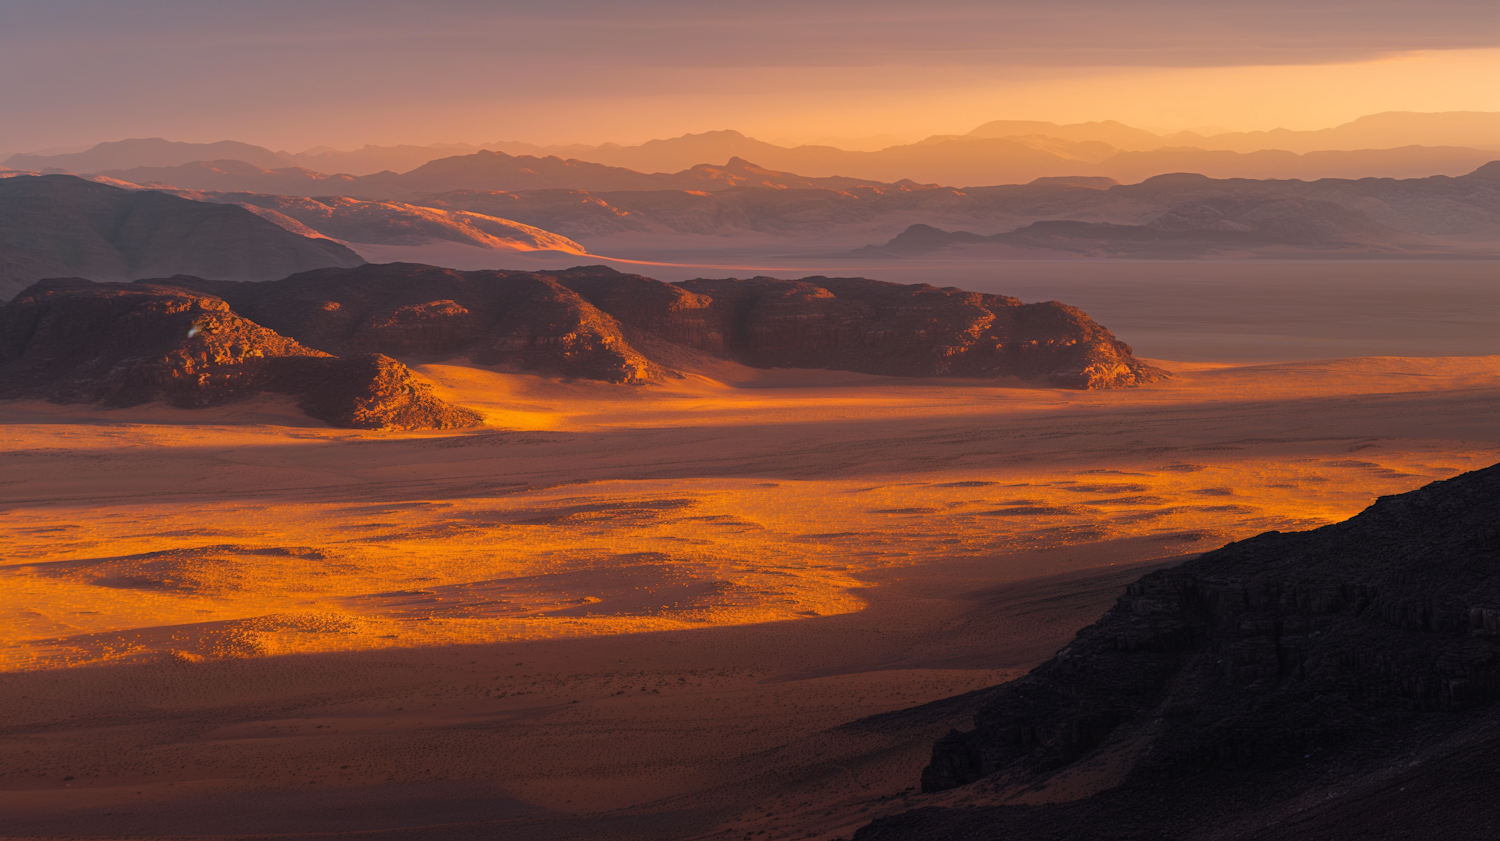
[858,464,1500,840]
[0,279,477,429]
[0,175,364,300]
[1,264,1161,426]
[166,264,660,384]
[662,274,1162,387]
[160,264,1159,389]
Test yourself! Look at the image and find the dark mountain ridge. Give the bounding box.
[857,463,1500,840]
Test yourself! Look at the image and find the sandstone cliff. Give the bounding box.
[0,279,477,429]
[858,463,1500,840]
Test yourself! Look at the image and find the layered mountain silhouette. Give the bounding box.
[415,164,1500,253]
[14,112,1499,196]
[858,462,1500,840]
[0,264,1165,426]
[92,154,916,199]
[83,141,1498,196]
[0,175,363,300]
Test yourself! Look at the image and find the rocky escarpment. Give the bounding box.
[6,264,1158,409]
[0,279,478,429]
[857,464,1500,840]
[155,264,1161,389]
[663,274,1163,388]
[165,264,660,384]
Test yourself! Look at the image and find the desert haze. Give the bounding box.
[4,2,1500,840]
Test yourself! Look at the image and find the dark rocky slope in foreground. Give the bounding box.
[0,175,364,300]
[859,464,1500,840]
[0,280,477,429]
[163,263,1163,389]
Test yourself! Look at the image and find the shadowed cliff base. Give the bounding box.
[858,463,1500,840]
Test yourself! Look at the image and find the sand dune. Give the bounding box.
[1,354,1498,838]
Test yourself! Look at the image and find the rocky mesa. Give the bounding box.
[165,264,1165,389]
[0,279,478,429]
[0,264,1161,427]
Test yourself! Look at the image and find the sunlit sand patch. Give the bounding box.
[1,355,1498,671]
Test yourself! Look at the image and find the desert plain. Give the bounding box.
[2,263,1499,841]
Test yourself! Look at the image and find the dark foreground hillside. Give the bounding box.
[859,463,1500,840]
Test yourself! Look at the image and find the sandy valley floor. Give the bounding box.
[2,353,1499,839]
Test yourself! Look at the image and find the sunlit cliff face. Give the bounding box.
[3,357,1496,670]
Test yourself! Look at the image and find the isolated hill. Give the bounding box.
[0,175,363,300]
[859,462,1500,840]
[173,191,588,253]
[145,263,1163,389]
[0,279,476,429]
[4,138,290,172]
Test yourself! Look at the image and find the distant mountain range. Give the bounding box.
[0,175,363,299]
[85,155,912,199]
[8,111,1500,185]
[44,144,1498,207]
[5,138,291,173]
[8,163,1496,279]
[408,163,1500,254]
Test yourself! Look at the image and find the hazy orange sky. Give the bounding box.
[2,1,1498,154]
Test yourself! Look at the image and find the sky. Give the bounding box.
[1,0,1498,155]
